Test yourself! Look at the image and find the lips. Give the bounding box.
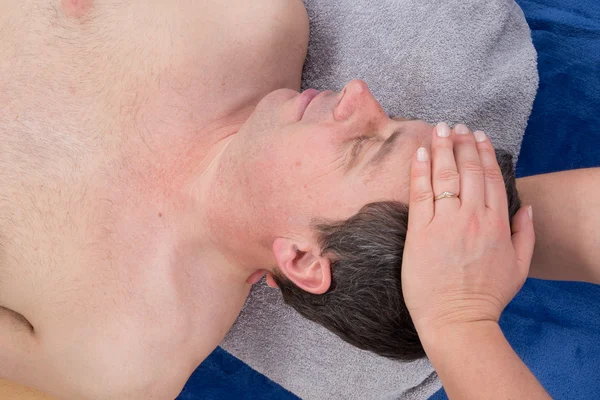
[298,88,320,119]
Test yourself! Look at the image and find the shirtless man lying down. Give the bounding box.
[1,0,599,399]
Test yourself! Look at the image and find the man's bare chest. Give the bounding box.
[1,0,307,370]
[0,2,307,395]
[1,0,308,184]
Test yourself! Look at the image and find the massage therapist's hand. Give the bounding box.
[401,123,535,334]
[401,124,549,400]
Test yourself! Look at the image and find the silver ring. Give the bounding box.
[434,191,459,201]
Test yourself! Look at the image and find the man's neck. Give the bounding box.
[183,105,271,284]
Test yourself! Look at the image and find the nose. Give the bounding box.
[334,80,386,125]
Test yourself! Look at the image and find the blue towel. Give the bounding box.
[179,0,600,398]
[432,0,600,398]
[177,347,298,400]
[515,0,600,176]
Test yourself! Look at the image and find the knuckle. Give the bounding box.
[412,189,434,203]
[461,160,484,175]
[411,167,430,179]
[479,144,496,155]
[464,211,507,237]
[467,212,482,232]
[483,166,504,183]
[492,215,510,230]
[436,167,460,182]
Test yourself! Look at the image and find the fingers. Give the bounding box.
[475,131,508,211]
[510,206,536,276]
[408,146,434,230]
[432,123,460,211]
[453,124,484,210]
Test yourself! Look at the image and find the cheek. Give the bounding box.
[272,163,343,220]
[253,126,354,217]
[358,164,412,204]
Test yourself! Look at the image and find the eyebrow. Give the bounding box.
[368,128,403,167]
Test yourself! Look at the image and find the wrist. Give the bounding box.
[416,319,550,399]
[417,320,503,359]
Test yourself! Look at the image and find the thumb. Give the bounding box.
[511,205,536,275]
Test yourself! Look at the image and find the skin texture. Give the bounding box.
[402,125,550,399]
[518,169,600,284]
[0,0,313,398]
[0,0,598,398]
[0,380,57,400]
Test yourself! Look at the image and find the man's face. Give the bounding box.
[235,80,433,236]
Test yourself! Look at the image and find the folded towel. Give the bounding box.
[300,0,538,161]
[221,1,538,398]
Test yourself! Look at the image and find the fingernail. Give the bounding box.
[528,205,533,221]
[417,147,428,162]
[455,124,470,135]
[436,122,451,138]
[474,130,487,143]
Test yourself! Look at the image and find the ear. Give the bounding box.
[272,237,331,294]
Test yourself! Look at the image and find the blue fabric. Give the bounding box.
[515,0,600,176]
[431,0,600,399]
[180,0,600,398]
[176,347,298,400]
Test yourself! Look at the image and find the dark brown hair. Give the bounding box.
[274,150,521,361]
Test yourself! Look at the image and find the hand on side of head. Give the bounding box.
[402,123,535,339]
